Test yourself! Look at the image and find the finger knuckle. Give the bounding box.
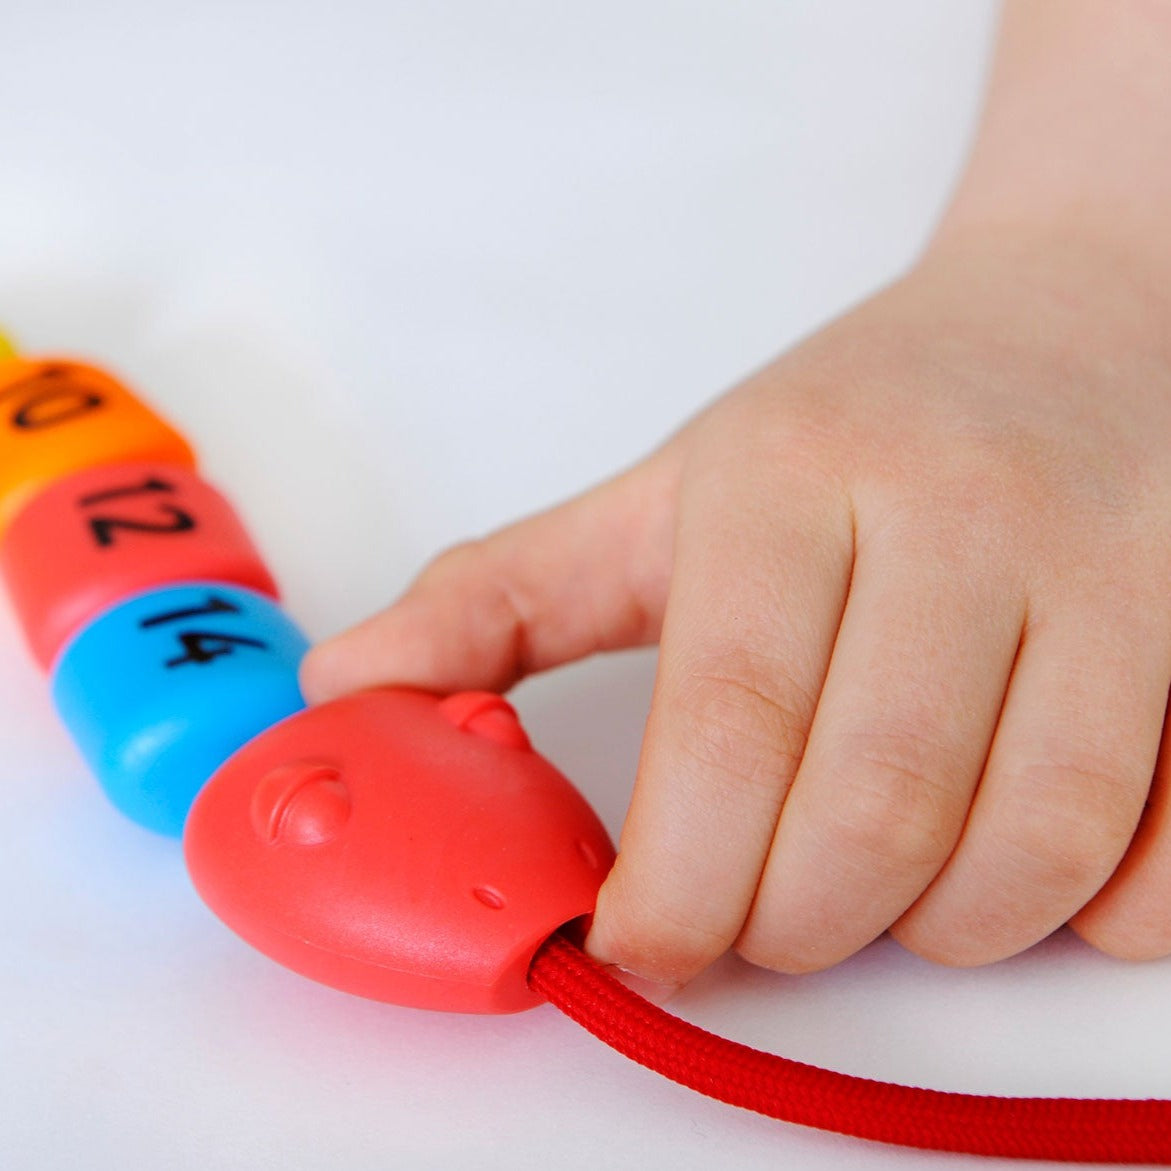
[670,655,814,798]
[820,729,961,877]
[420,538,485,582]
[995,757,1145,892]
[417,537,540,664]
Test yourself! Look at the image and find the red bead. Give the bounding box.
[1,462,278,669]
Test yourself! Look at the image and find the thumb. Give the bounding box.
[299,453,679,703]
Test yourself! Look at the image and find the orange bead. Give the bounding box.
[0,357,195,536]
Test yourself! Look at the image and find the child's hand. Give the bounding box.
[301,2,1171,990]
[300,225,1171,988]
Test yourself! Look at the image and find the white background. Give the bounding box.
[2,2,1168,1169]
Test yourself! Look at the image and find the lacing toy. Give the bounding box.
[2,329,1168,1163]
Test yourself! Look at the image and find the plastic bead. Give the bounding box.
[52,582,308,837]
[185,689,615,1014]
[2,462,279,670]
[0,357,195,535]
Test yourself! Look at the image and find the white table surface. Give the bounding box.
[3,3,1168,1169]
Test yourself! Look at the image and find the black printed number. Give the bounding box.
[78,475,198,548]
[1,364,105,430]
[138,594,268,669]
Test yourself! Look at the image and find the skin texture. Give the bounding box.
[301,1,1171,990]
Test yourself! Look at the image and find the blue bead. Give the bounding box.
[51,582,309,836]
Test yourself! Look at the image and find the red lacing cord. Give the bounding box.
[527,930,1171,1163]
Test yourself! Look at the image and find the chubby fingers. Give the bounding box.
[736,514,1026,973]
[895,568,1171,965]
[588,476,1170,986]
[585,445,855,987]
[300,453,679,701]
[1072,714,1171,959]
